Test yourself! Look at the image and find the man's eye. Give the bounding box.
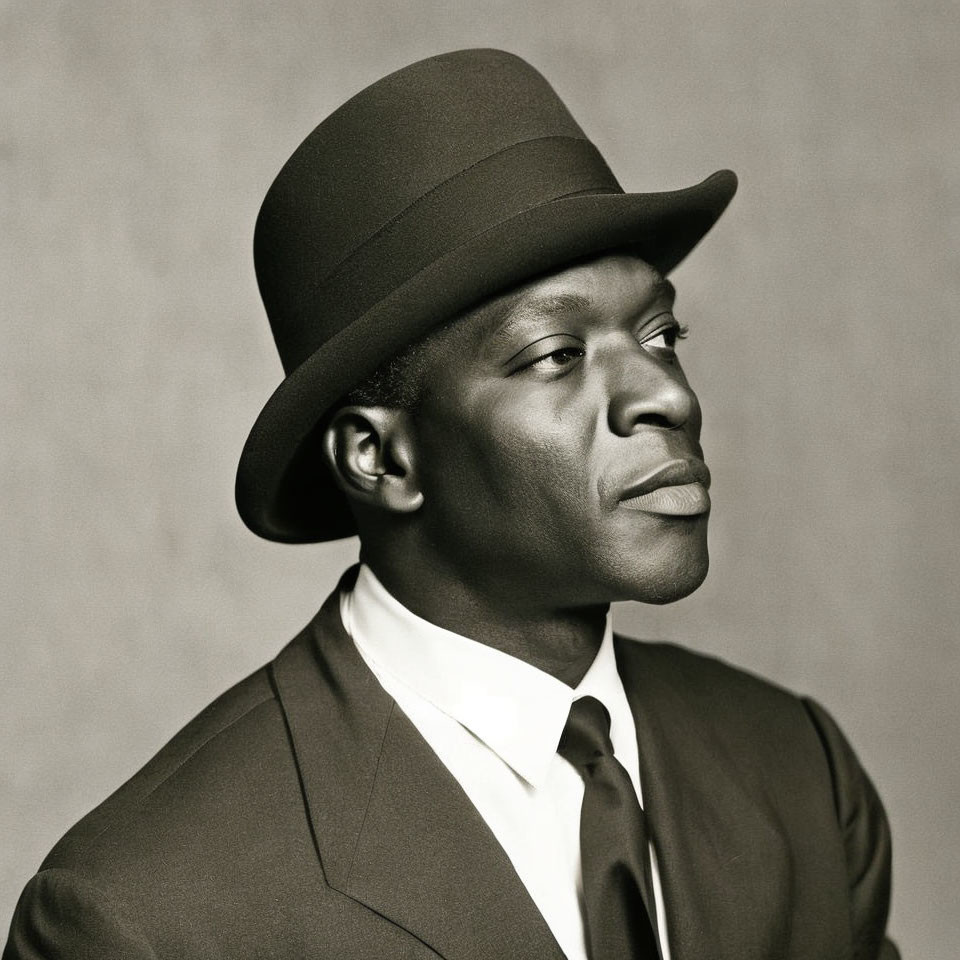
[528,346,585,371]
[641,322,688,358]
[507,334,586,373]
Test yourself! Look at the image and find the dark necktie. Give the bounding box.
[558,695,661,960]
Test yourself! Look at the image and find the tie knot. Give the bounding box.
[557,696,614,772]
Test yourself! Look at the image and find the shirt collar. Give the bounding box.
[341,563,626,789]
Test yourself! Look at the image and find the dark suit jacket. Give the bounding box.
[5,577,898,959]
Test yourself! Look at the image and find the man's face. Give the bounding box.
[409,253,710,609]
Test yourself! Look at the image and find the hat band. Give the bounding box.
[278,135,621,373]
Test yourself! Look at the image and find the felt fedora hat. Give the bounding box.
[236,48,737,543]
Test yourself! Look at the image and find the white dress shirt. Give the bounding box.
[340,564,671,960]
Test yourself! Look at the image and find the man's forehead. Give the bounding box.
[458,255,676,348]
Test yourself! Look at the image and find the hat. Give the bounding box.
[236,48,737,543]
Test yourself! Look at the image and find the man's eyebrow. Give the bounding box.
[510,291,595,325]
[486,276,677,347]
[481,291,593,351]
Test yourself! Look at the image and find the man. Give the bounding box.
[4,49,897,960]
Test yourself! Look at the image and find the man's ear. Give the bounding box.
[320,405,424,516]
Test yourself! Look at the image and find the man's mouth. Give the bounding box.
[618,459,711,516]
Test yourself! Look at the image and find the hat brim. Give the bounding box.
[236,169,737,543]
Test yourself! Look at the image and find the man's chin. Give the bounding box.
[615,542,710,605]
[642,565,708,604]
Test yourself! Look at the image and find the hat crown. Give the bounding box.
[253,49,595,368]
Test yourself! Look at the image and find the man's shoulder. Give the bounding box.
[40,657,293,880]
[615,633,801,704]
[614,634,828,755]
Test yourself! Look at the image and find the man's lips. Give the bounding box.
[618,459,711,516]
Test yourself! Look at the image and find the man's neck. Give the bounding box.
[364,557,608,688]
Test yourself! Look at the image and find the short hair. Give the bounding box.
[339,331,439,410]
[337,296,488,411]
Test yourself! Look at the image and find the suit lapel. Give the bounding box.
[615,636,793,960]
[270,581,564,960]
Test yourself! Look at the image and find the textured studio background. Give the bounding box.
[2,0,958,954]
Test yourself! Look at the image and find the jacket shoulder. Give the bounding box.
[615,635,856,815]
[615,634,804,718]
[40,664,284,875]
[616,635,897,960]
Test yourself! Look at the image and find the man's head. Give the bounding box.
[235,48,735,552]
[321,251,710,609]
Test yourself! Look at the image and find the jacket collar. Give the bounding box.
[269,573,565,960]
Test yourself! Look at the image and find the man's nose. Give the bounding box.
[606,350,699,437]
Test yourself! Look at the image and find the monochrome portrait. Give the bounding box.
[3,3,957,958]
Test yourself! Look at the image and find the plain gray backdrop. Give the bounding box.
[3,1,958,956]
